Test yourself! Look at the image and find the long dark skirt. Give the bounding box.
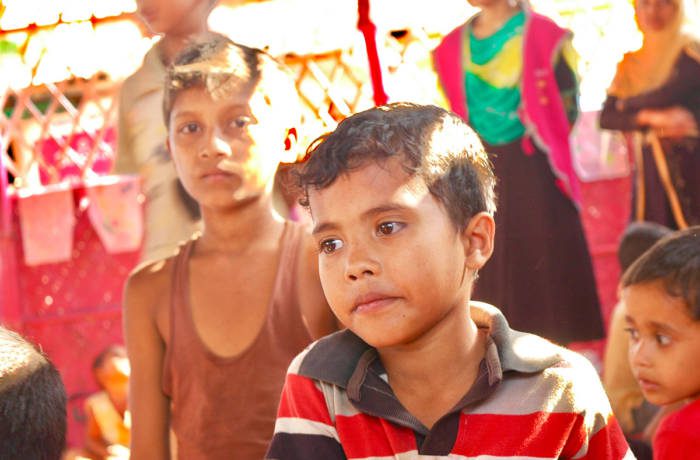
[636,138,700,229]
[473,139,604,344]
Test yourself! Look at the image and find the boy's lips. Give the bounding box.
[636,375,660,393]
[201,170,235,181]
[352,293,400,314]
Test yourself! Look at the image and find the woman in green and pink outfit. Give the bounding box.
[434,0,604,345]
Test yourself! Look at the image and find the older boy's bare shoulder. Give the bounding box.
[128,256,175,295]
[123,251,179,330]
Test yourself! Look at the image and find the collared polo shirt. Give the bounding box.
[267,303,632,459]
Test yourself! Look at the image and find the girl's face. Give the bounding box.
[635,0,679,33]
[467,0,510,8]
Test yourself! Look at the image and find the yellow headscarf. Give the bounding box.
[609,0,691,98]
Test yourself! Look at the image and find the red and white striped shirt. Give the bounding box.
[267,303,632,459]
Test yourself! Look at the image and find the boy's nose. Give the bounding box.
[629,339,652,368]
[344,245,380,281]
[201,130,232,158]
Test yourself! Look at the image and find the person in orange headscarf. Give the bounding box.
[600,0,700,230]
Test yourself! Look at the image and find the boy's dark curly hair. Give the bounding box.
[297,103,496,229]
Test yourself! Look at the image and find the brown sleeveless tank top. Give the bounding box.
[162,222,314,459]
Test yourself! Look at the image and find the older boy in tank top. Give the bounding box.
[123,33,337,460]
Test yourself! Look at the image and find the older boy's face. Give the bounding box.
[623,280,700,405]
[136,0,211,36]
[309,157,477,349]
[168,85,287,211]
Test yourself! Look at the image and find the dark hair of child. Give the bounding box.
[617,221,672,271]
[621,225,700,318]
[0,327,67,460]
[297,102,497,230]
[162,32,299,128]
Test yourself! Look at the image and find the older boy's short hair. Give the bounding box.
[162,32,300,128]
[0,326,67,460]
[298,103,496,229]
[621,226,700,319]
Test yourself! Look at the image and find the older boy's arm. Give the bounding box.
[297,233,341,339]
[266,367,345,459]
[114,86,138,175]
[123,270,170,460]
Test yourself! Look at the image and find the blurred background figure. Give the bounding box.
[0,326,67,460]
[600,0,700,230]
[114,0,219,263]
[433,0,604,346]
[64,345,130,460]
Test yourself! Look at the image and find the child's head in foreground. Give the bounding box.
[0,326,66,460]
[92,344,129,404]
[163,32,302,211]
[622,226,700,406]
[298,103,496,348]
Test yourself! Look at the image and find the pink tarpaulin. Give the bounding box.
[17,184,76,266]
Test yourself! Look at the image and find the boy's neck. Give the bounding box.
[196,195,285,255]
[378,304,487,428]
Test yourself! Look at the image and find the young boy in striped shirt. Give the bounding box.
[267,103,632,459]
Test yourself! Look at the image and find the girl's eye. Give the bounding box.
[320,238,343,254]
[179,122,201,134]
[624,327,639,341]
[656,334,671,346]
[377,222,404,236]
[230,116,252,129]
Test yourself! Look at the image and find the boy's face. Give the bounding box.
[167,85,289,211]
[623,280,700,405]
[309,157,491,348]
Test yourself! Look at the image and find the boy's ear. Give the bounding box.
[461,212,495,271]
[280,127,300,163]
[166,138,172,156]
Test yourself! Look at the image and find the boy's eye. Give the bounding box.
[377,222,404,236]
[656,334,671,346]
[320,238,343,254]
[230,116,252,129]
[179,122,201,134]
[624,327,639,341]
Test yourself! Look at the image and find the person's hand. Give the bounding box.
[637,106,699,138]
